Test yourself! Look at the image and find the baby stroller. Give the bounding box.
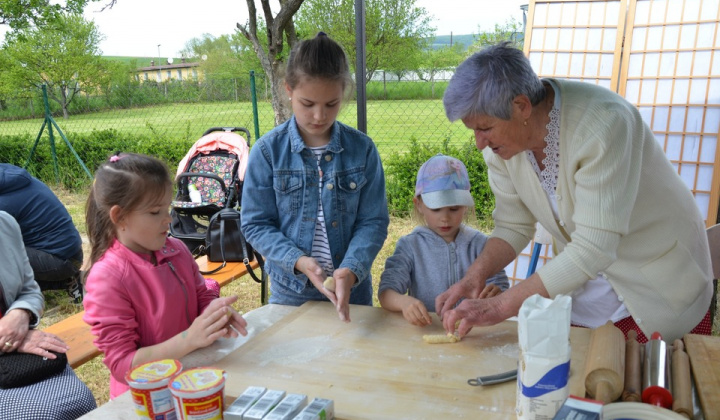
[170,126,268,304]
[169,126,251,256]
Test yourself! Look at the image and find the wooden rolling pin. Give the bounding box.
[671,339,693,418]
[622,329,642,402]
[584,321,626,403]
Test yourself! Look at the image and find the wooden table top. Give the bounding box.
[216,301,592,419]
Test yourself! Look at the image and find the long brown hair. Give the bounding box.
[85,152,172,271]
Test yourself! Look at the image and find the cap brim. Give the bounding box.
[421,190,475,209]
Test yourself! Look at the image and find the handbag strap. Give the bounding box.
[238,230,265,284]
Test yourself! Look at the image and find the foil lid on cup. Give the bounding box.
[126,359,183,388]
[170,367,226,393]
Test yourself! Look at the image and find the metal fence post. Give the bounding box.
[24,84,92,182]
[250,70,260,142]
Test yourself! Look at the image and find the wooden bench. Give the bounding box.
[42,256,261,369]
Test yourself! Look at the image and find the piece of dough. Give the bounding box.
[323,277,336,292]
[423,333,460,344]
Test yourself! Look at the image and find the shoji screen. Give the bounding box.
[504,0,720,285]
[620,0,720,223]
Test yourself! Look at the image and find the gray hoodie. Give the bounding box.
[379,225,509,312]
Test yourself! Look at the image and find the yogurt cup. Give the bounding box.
[125,359,183,420]
[169,367,226,420]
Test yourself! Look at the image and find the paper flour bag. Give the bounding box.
[516,294,572,420]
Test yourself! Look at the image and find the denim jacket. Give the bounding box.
[241,116,389,294]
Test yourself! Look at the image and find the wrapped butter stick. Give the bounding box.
[516,294,572,420]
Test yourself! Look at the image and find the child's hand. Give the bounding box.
[400,297,432,327]
[219,297,248,338]
[477,284,502,299]
[189,297,240,349]
[295,256,338,305]
[331,268,357,323]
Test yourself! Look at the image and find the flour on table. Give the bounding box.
[484,343,519,358]
[257,335,333,366]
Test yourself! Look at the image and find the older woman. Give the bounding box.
[437,42,713,343]
[0,211,96,419]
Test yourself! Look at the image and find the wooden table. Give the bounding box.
[80,301,592,419]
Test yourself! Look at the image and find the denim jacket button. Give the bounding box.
[324,155,332,162]
[332,221,338,228]
[326,184,334,190]
[349,182,357,189]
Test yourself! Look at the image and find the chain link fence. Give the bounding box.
[0,71,474,165]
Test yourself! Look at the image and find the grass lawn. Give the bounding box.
[0,99,474,159]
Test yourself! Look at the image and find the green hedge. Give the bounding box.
[0,130,193,189]
[384,138,494,220]
[0,131,495,221]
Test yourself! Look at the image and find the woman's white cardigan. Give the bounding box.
[485,78,713,341]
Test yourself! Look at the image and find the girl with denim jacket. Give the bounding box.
[241,33,389,322]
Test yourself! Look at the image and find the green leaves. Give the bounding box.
[1,13,108,118]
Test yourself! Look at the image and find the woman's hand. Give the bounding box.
[443,275,550,337]
[442,296,507,338]
[478,284,503,299]
[435,277,487,320]
[331,268,357,323]
[0,308,31,354]
[16,330,69,359]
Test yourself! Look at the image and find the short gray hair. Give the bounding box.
[443,42,546,121]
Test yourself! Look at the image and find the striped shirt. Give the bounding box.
[309,146,334,276]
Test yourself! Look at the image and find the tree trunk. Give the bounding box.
[61,86,69,119]
[268,59,291,124]
[238,0,304,126]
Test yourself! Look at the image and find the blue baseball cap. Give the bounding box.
[415,154,474,209]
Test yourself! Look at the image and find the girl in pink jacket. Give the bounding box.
[83,152,248,399]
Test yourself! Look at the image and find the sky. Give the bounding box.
[1,0,527,57]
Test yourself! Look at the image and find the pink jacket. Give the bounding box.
[83,237,216,398]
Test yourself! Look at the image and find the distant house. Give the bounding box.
[134,58,201,83]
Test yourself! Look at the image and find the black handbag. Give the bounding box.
[0,351,68,389]
[202,207,265,284]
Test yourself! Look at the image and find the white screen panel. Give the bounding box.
[658,52,677,76]
[669,106,687,133]
[698,165,715,189]
[672,79,691,104]
[648,0,668,24]
[701,136,718,162]
[684,0,702,19]
[689,79,708,104]
[679,164,697,189]
[655,79,673,103]
[687,107,706,133]
[666,134,683,160]
[697,194,710,219]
